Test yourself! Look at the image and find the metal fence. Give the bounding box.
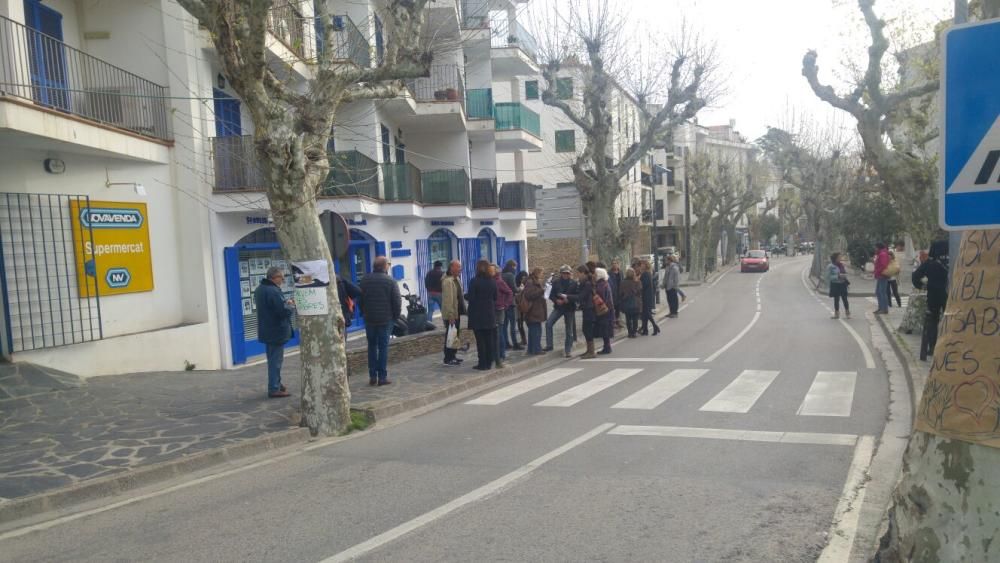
[267,2,307,58]
[211,135,266,192]
[0,193,102,354]
[324,151,380,199]
[318,14,371,68]
[0,15,170,141]
[405,64,465,108]
[499,181,539,210]
[382,162,422,202]
[491,18,539,62]
[421,169,470,205]
[471,178,498,208]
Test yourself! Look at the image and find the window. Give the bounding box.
[374,15,385,65]
[525,80,539,100]
[213,89,242,137]
[655,200,664,220]
[555,130,575,153]
[380,124,391,163]
[556,77,573,100]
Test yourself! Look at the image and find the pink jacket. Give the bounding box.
[494,273,514,310]
[874,249,890,278]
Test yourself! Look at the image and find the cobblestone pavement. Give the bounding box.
[0,310,596,502]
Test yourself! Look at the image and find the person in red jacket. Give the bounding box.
[873,242,891,314]
[491,263,514,368]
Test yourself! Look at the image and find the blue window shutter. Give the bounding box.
[213,89,242,137]
[461,238,481,290]
[416,239,430,308]
[376,242,387,257]
[496,237,506,264]
[391,265,404,281]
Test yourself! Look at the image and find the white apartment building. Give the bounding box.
[0,0,541,375]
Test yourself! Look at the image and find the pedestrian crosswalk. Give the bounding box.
[465,367,859,417]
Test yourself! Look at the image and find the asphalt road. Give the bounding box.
[0,255,889,562]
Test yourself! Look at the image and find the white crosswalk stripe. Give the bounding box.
[465,368,582,406]
[699,370,781,413]
[611,369,709,410]
[534,368,642,407]
[797,371,857,417]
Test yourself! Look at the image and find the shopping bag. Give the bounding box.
[445,324,461,350]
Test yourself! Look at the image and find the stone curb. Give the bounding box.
[0,427,312,526]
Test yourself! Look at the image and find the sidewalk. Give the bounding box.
[811,257,915,297]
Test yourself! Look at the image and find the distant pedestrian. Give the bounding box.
[594,268,616,354]
[467,259,498,371]
[515,270,529,346]
[544,265,578,357]
[441,260,465,366]
[886,250,903,308]
[360,256,402,386]
[255,266,294,398]
[424,261,444,318]
[520,267,548,354]
[873,243,891,314]
[563,265,597,358]
[501,260,521,350]
[493,264,513,368]
[620,268,642,338]
[609,259,623,329]
[912,240,949,355]
[827,252,850,319]
[662,255,681,318]
[639,260,660,336]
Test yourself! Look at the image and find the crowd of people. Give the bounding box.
[254,253,684,397]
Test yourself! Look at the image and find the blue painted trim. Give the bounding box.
[391,265,405,280]
[431,220,455,226]
[376,242,387,257]
[390,241,403,249]
[348,219,367,226]
[479,220,494,226]
[223,247,248,365]
[390,249,411,257]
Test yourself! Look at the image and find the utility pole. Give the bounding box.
[949,0,967,276]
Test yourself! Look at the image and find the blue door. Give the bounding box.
[224,244,299,365]
[347,242,372,331]
[213,89,242,137]
[24,0,69,111]
[504,240,522,271]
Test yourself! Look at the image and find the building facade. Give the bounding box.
[0,0,541,375]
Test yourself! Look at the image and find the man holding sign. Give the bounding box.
[255,267,295,398]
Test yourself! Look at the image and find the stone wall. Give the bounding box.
[346,327,478,375]
[526,237,586,275]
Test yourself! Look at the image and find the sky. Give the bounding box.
[624,0,953,142]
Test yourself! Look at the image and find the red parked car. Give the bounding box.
[740,250,769,273]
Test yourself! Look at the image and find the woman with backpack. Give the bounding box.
[519,267,548,355]
[827,252,850,319]
[593,267,616,354]
[619,268,642,338]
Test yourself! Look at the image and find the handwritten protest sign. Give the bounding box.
[915,230,1000,447]
[292,260,331,317]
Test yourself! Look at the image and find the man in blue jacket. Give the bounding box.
[360,257,402,386]
[255,266,294,398]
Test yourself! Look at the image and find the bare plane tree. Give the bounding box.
[175,0,438,436]
[530,0,719,261]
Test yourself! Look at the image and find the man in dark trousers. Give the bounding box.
[424,260,444,318]
[360,256,401,386]
[501,259,522,350]
[255,266,294,398]
[337,274,362,338]
[609,259,623,329]
[912,239,950,357]
[544,265,578,357]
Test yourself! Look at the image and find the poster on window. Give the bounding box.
[240,280,251,298]
[239,261,250,278]
[241,298,253,316]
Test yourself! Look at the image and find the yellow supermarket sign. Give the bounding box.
[70,200,154,296]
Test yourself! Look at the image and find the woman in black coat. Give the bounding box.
[639,260,660,336]
[467,259,498,370]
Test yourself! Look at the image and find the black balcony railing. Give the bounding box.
[212,135,265,192]
[0,15,170,141]
[324,151,379,198]
[316,14,370,68]
[267,2,306,58]
[405,64,465,109]
[421,169,470,205]
[471,178,498,209]
[499,182,539,210]
[382,162,422,202]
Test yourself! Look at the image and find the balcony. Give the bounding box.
[382,162,422,202]
[461,0,490,29]
[0,15,170,144]
[267,2,307,59]
[495,102,542,151]
[466,88,494,120]
[324,151,379,199]
[212,135,266,192]
[471,178,498,209]
[490,18,539,77]
[499,182,539,210]
[421,169,470,205]
[401,64,467,130]
[316,15,370,69]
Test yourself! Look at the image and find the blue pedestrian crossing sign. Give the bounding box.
[942,19,1000,229]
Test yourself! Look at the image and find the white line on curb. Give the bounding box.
[817,435,876,562]
[319,423,616,563]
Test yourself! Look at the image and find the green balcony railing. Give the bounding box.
[466,88,494,120]
[382,162,422,202]
[323,151,379,198]
[495,103,541,138]
[420,169,470,205]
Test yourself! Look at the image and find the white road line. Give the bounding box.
[465,368,582,405]
[700,370,780,413]
[320,423,617,563]
[798,371,857,417]
[534,369,642,407]
[608,425,858,446]
[581,357,699,363]
[611,369,709,410]
[704,311,761,362]
[817,436,877,562]
[799,266,876,369]
[708,266,733,288]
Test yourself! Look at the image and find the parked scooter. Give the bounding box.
[392,283,435,337]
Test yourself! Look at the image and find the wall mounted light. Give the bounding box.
[43,158,65,174]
